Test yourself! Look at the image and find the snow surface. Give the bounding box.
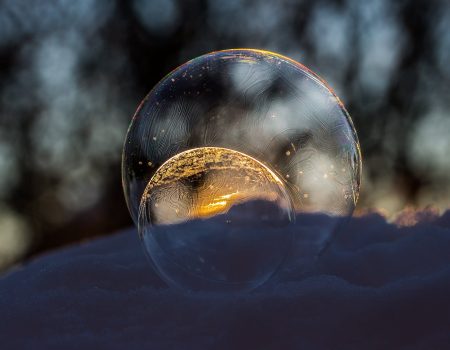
[1,210,450,349]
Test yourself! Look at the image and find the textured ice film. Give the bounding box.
[140,147,293,225]
[122,49,361,292]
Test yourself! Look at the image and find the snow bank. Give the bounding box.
[1,210,450,349]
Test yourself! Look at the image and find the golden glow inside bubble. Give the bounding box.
[123,49,362,292]
[141,147,292,226]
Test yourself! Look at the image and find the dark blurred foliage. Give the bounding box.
[0,0,449,272]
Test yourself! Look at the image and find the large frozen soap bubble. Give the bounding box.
[122,49,361,292]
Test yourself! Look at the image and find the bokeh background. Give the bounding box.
[0,0,449,273]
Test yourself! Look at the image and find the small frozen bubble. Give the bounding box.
[139,147,294,292]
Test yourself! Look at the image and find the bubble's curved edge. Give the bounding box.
[121,95,146,225]
[236,48,363,208]
[122,48,362,222]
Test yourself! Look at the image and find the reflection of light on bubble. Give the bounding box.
[122,49,361,292]
[141,147,291,225]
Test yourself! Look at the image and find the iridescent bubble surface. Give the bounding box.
[122,49,361,292]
